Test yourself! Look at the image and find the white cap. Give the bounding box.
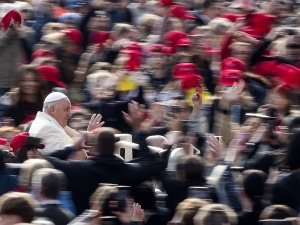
[44,92,68,103]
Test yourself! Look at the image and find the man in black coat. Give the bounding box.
[43,102,162,215]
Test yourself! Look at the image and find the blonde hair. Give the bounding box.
[138,13,162,27]
[208,18,233,35]
[229,41,252,51]
[19,159,53,190]
[0,126,21,137]
[89,185,118,210]
[194,204,238,225]
[260,205,297,220]
[88,62,112,74]
[86,71,117,87]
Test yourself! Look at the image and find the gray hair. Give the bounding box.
[42,102,57,113]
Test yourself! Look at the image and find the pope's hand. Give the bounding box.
[87,114,105,132]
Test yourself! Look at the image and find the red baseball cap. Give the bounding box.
[180,74,203,90]
[175,38,192,47]
[274,64,300,89]
[0,138,7,145]
[62,28,83,46]
[163,31,187,47]
[10,132,45,152]
[37,65,67,88]
[0,10,22,31]
[89,31,111,49]
[169,5,196,20]
[32,50,56,60]
[147,44,169,54]
[221,57,246,71]
[172,63,199,79]
[219,69,243,87]
[161,0,172,6]
[120,49,142,71]
[124,42,143,52]
[220,13,245,22]
[252,61,278,77]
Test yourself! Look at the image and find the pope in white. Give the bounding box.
[29,92,103,154]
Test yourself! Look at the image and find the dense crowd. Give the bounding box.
[0,0,300,224]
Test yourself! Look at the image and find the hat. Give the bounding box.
[120,49,142,71]
[240,13,276,38]
[44,92,68,104]
[229,0,257,12]
[163,31,187,47]
[167,147,194,171]
[0,10,22,31]
[180,74,203,90]
[147,44,169,54]
[37,65,67,88]
[0,138,7,145]
[10,132,45,152]
[220,69,243,87]
[58,12,81,25]
[89,31,111,48]
[61,28,83,46]
[124,42,143,52]
[274,63,300,89]
[172,63,199,79]
[169,5,196,20]
[252,61,278,77]
[32,50,56,60]
[175,37,192,47]
[220,13,245,22]
[221,57,246,71]
[160,0,172,7]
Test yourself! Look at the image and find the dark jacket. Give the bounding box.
[0,170,18,196]
[35,203,75,225]
[44,131,162,215]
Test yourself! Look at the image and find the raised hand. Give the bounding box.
[87,114,105,132]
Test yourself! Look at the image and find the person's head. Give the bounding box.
[0,192,37,224]
[15,65,45,99]
[243,170,265,212]
[19,159,53,191]
[90,185,118,210]
[285,35,300,61]
[174,198,208,225]
[94,128,120,155]
[230,42,253,65]
[268,86,293,114]
[132,183,156,211]
[31,168,66,200]
[88,11,110,31]
[285,131,300,170]
[177,156,205,182]
[260,205,297,220]
[68,107,92,131]
[147,44,168,69]
[194,204,238,225]
[166,96,193,120]
[43,92,72,128]
[202,0,221,20]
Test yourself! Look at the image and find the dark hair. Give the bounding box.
[97,130,116,155]
[243,172,265,213]
[183,156,205,183]
[285,131,300,170]
[14,147,31,163]
[132,183,156,210]
[203,0,218,9]
[41,172,61,199]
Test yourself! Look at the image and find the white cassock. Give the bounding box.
[29,111,80,155]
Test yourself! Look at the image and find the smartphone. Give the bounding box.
[188,186,211,200]
[101,216,119,225]
[230,105,241,125]
[116,186,131,212]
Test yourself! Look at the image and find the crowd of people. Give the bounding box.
[1,0,300,224]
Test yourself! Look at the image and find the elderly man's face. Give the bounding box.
[50,99,72,127]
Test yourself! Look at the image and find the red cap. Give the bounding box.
[10,132,45,152]
[37,65,67,88]
[32,50,56,60]
[172,63,198,79]
[220,13,245,22]
[221,57,246,71]
[62,28,83,46]
[169,5,196,20]
[252,61,278,77]
[0,10,22,31]
[274,64,300,89]
[219,69,243,87]
[180,74,203,90]
[120,49,142,71]
[89,31,111,48]
[0,138,7,145]
[161,0,172,6]
[124,42,143,52]
[163,31,187,47]
[147,44,169,54]
[240,13,276,38]
[175,38,192,47]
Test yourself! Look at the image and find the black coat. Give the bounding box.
[35,203,75,225]
[44,132,162,215]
